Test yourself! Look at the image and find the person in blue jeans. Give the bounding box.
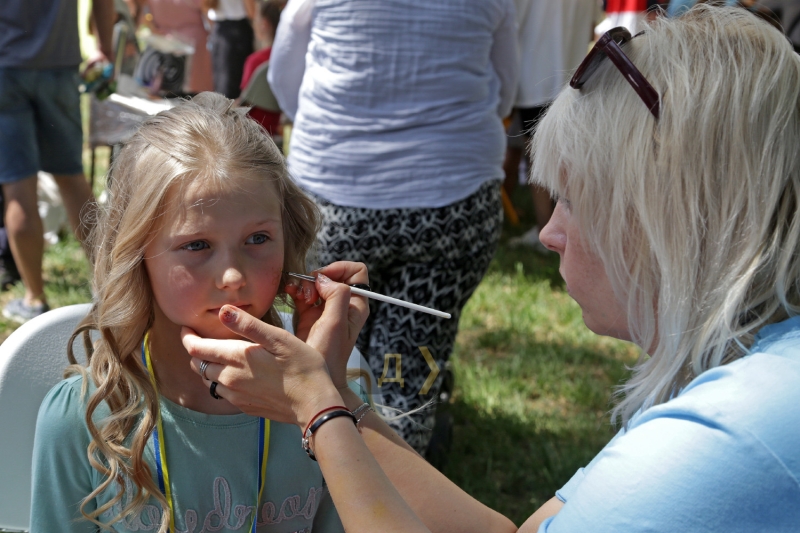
[0,0,114,323]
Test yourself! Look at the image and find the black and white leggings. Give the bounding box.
[314,180,503,454]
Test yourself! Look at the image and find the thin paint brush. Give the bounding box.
[286,272,451,319]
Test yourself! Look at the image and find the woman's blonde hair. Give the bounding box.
[67,92,319,531]
[532,5,800,425]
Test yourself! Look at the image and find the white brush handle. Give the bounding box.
[286,272,451,319]
[349,286,451,319]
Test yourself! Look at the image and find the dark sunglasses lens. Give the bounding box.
[573,54,602,88]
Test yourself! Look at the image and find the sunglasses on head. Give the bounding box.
[570,27,660,119]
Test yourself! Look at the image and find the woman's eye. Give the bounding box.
[246,233,269,245]
[182,241,209,251]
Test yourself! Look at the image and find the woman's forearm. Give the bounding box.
[335,388,518,533]
[313,414,432,533]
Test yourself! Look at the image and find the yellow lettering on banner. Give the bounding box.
[378,353,404,388]
[418,346,440,395]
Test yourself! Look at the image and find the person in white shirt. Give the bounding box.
[206,0,254,98]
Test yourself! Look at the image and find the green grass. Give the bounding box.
[0,153,638,526]
[443,260,636,524]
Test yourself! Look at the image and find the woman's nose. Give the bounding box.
[539,202,567,254]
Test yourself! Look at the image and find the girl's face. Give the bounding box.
[539,196,631,342]
[144,177,285,340]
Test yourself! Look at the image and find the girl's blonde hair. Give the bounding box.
[67,92,319,531]
[532,5,800,425]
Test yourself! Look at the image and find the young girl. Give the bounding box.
[30,92,348,532]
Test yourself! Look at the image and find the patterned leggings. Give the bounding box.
[314,180,502,454]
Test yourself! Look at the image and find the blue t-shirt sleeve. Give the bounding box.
[31,377,99,532]
[540,358,800,532]
[542,417,798,532]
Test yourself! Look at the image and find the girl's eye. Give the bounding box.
[246,233,269,245]
[182,241,209,252]
[556,195,572,210]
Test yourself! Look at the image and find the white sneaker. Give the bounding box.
[508,226,551,254]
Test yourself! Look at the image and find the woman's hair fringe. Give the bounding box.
[531,5,800,426]
[66,92,320,531]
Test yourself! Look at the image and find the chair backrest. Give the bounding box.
[239,61,281,112]
[0,303,93,533]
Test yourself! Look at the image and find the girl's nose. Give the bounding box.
[539,202,567,254]
[217,253,246,290]
[219,267,245,289]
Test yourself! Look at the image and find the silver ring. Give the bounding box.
[199,360,210,381]
[210,381,222,400]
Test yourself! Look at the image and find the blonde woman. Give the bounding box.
[184,6,800,532]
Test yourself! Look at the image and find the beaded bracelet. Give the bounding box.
[302,409,356,461]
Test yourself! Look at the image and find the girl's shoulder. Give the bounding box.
[36,374,99,447]
[42,374,89,408]
[38,373,109,431]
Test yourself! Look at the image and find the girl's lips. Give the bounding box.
[210,304,249,313]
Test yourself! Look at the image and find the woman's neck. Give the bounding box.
[146,312,242,415]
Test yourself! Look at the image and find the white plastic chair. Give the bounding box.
[0,304,376,533]
[0,303,93,533]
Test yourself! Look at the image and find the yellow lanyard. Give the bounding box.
[142,333,270,532]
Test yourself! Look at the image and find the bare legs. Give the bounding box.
[502,146,554,231]
[53,173,96,255]
[502,145,523,197]
[2,173,95,306]
[3,175,44,304]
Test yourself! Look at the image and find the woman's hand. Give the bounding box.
[285,261,370,389]
[184,279,517,533]
[181,306,342,430]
